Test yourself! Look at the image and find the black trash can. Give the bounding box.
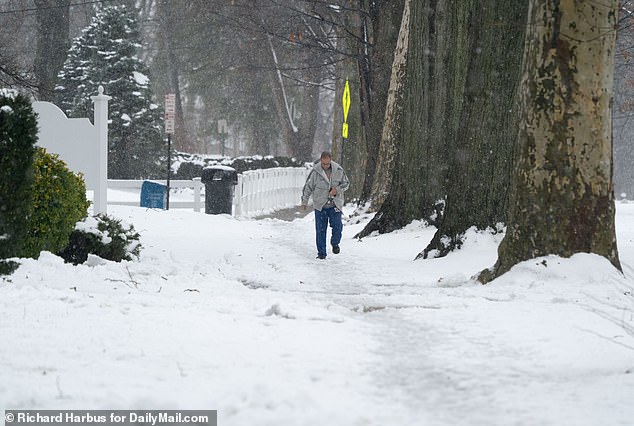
[201,166,238,214]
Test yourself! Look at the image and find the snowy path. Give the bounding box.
[253,215,634,425]
[2,205,634,425]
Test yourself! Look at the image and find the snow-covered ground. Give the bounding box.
[2,202,634,426]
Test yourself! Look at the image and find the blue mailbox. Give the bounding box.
[140,180,167,209]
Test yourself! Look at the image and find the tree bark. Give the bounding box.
[362,0,411,216]
[359,0,464,238]
[418,0,528,259]
[358,0,405,205]
[480,0,621,283]
[34,0,70,101]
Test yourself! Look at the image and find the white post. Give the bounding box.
[233,174,243,216]
[91,86,111,214]
[193,177,202,212]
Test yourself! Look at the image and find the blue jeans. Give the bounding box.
[314,207,342,257]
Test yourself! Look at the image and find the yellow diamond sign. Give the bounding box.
[342,79,351,121]
[342,79,351,139]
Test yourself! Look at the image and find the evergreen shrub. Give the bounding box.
[56,5,164,179]
[174,162,204,180]
[58,214,142,264]
[173,153,305,179]
[0,260,19,276]
[0,92,37,274]
[20,148,90,258]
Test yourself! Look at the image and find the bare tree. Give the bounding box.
[154,0,192,152]
[613,0,634,199]
[0,1,37,90]
[328,0,405,201]
[34,0,70,101]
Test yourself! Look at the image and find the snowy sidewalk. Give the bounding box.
[253,206,311,222]
[1,204,634,425]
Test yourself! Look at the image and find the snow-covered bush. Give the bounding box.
[0,93,37,274]
[172,152,305,179]
[20,148,90,259]
[58,214,142,265]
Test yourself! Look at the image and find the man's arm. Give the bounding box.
[301,170,316,208]
[338,169,350,192]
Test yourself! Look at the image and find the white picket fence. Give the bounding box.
[107,167,310,217]
[234,167,310,216]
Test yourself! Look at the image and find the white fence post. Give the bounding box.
[193,177,202,212]
[91,86,111,215]
[233,174,244,216]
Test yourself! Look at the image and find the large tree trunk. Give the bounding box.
[362,0,411,216]
[34,0,70,101]
[418,0,528,259]
[358,0,405,205]
[358,0,466,238]
[480,0,621,283]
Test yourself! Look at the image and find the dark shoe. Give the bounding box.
[316,255,326,260]
[332,245,340,254]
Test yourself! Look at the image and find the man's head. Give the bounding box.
[320,151,332,170]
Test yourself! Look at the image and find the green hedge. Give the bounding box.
[0,93,37,272]
[20,148,90,259]
[172,153,305,179]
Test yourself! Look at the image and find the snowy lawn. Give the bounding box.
[1,202,634,425]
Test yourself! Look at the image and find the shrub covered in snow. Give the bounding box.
[58,214,142,265]
[172,152,305,179]
[0,93,37,274]
[20,148,90,259]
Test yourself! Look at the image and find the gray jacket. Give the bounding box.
[301,160,350,211]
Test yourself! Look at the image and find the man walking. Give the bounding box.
[301,151,350,259]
